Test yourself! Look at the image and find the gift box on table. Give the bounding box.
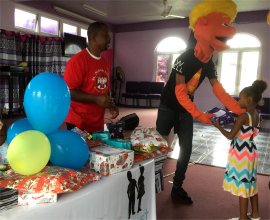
[0,165,101,207]
[89,145,134,176]
[130,127,169,153]
[18,191,57,206]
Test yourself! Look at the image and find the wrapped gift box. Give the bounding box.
[89,146,134,176]
[18,191,57,206]
[130,127,168,153]
[207,107,235,125]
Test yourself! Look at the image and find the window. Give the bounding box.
[218,33,261,95]
[63,23,77,35]
[15,8,37,31]
[155,37,187,82]
[40,16,59,35]
[81,28,88,42]
[14,7,88,39]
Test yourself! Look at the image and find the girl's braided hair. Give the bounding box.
[241,80,267,105]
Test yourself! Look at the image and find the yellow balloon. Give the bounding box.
[7,130,51,175]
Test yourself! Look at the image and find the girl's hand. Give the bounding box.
[212,118,221,128]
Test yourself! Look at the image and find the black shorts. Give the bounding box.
[156,103,179,136]
[156,103,192,136]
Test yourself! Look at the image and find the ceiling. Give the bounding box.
[14,0,270,25]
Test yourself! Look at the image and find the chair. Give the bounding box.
[148,82,164,107]
[121,81,139,106]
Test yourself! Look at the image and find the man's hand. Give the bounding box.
[196,112,215,124]
[110,106,119,119]
[96,95,115,108]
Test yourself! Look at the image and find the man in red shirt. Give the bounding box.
[64,22,118,133]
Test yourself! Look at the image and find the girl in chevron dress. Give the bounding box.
[213,80,267,220]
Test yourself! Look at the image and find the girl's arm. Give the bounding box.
[212,113,247,140]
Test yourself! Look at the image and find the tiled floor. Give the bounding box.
[168,122,270,175]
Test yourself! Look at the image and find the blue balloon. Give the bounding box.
[7,118,33,145]
[48,130,89,170]
[24,72,70,134]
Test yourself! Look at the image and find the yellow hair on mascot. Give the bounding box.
[189,0,237,30]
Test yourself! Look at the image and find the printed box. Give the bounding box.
[89,145,134,176]
[18,192,57,206]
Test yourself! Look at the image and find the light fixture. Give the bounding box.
[83,4,107,17]
[53,6,95,23]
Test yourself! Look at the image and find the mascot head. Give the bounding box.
[189,0,237,63]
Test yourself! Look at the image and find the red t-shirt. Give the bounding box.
[64,48,110,133]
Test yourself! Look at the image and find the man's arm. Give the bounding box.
[70,89,114,109]
[209,79,245,115]
[175,74,214,124]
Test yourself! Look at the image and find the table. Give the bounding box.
[0,159,156,220]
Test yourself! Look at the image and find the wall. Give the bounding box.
[114,18,270,111]
[0,0,15,31]
[114,27,191,82]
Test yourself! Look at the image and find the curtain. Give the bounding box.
[0,30,23,113]
[24,36,69,77]
[0,29,69,115]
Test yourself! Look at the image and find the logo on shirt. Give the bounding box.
[173,58,184,73]
[95,70,108,90]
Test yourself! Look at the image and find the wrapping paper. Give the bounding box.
[0,166,101,194]
[18,191,57,205]
[90,145,134,176]
[130,127,171,153]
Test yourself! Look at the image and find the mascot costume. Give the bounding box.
[156,0,244,204]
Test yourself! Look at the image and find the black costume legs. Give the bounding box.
[173,112,193,187]
[156,103,193,187]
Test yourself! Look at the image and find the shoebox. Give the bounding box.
[18,191,57,206]
[89,145,134,176]
[207,107,235,125]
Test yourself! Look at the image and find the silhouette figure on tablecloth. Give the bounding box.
[127,171,138,219]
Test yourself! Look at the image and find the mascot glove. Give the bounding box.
[196,112,215,124]
[175,84,214,124]
[212,82,245,115]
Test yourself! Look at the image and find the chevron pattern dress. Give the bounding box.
[223,112,259,198]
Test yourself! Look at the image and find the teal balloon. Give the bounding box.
[48,130,89,170]
[7,118,33,145]
[24,72,70,134]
